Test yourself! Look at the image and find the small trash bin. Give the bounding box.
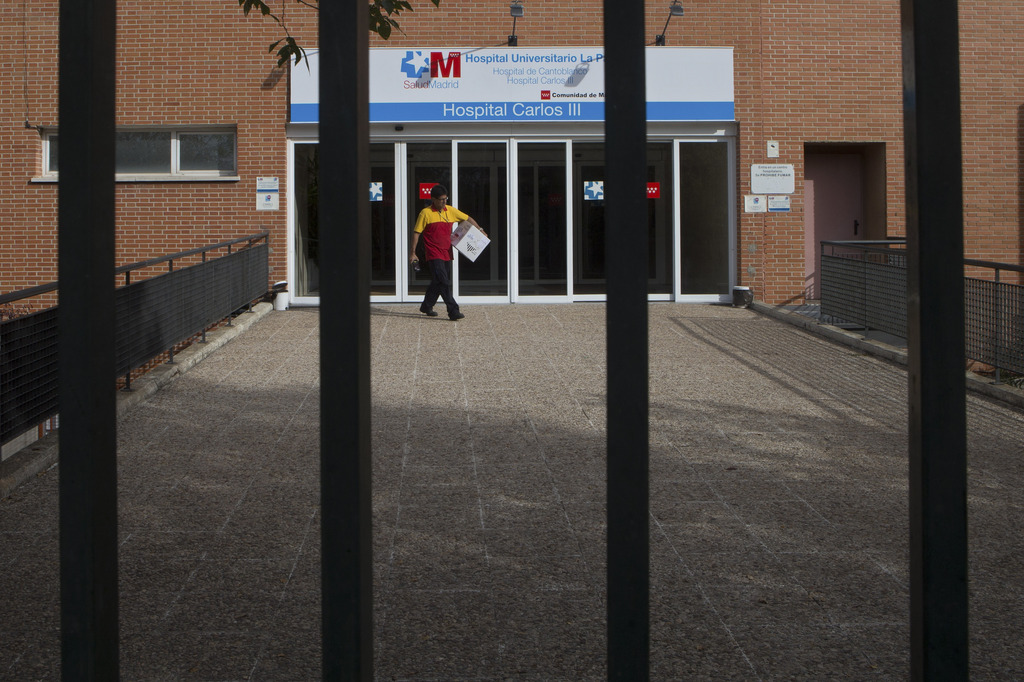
[272,281,289,311]
[732,286,753,308]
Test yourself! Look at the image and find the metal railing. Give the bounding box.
[820,239,1024,380]
[820,240,908,338]
[0,232,269,447]
[964,259,1024,382]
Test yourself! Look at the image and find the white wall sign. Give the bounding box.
[257,191,279,211]
[257,177,280,211]
[751,164,795,194]
[291,47,734,124]
[767,195,791,212]
[744,195,767,213]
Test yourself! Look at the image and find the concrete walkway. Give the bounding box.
[2,303,1023,680]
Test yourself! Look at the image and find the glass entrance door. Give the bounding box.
[293,143,320,299]
[571,141,675,297]
[455,142,508,298]
[406,143,452,299]
[517,143,568,298]
[292,142,400,300]
[679,141,730,295]
[292,137,734,306]
[572,143,606,296]
[370,143,396,297]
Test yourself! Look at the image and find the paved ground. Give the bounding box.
[2,303,1023,680]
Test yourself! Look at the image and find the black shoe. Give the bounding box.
[449,311,465,321]
[419,306,438,317]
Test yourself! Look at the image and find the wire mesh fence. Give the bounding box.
[0,233,269,447]
[821,240,908,338]
[820,240,1024,377]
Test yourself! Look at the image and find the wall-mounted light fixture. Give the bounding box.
[508,1,524,46]
[655,0,684,46]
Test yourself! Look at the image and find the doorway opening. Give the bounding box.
[290,136,737,305]
[803,143,887,300]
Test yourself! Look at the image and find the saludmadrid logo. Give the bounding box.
[401,51,462,89]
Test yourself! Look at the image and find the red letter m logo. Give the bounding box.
[430,51,461,78]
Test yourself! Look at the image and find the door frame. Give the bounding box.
[451,139,512,304]
[673,136,737,303]
[286,139,322,308]
[510,138,574,303]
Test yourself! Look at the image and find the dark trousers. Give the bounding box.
[423,259,459,315]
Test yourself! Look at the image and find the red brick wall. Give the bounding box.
[2,1,1021,303]
[2,0,301,294]
[752,2,905,303]
[3,0,59,291]
[960,3,1024,269]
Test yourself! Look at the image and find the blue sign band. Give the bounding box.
[290,101,734,124]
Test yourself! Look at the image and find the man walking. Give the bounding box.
[409,184,486,320]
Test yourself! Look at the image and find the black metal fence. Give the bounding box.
[52,0,967,677]
[0,300,59,447]
[0,232,269,447]
[820,239,1024,377]
[820,240,908,337]
[965,260,1024,378]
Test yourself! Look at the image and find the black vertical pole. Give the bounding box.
[57,0,119,677]
[902,0,969,678]
[320,2,372,680]
[604,2,649,680]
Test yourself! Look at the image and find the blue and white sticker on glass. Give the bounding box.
[584,181,604,201]
[369,182,384,202]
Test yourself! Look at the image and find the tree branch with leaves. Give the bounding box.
[238,0,441,66]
